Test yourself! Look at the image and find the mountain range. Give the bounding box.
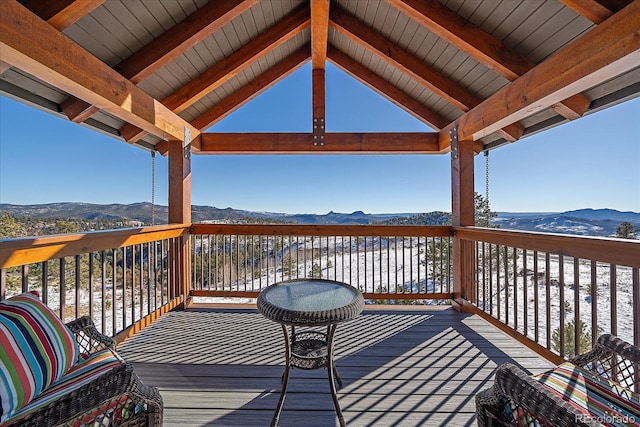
[1,203,638,237]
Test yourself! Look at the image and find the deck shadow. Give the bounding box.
[117,306,551,426]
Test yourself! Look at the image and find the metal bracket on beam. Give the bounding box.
[450,125,458,159]
[313,117,325,146]
[183,126,191,159]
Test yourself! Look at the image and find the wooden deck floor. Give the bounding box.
[117,306,554,427]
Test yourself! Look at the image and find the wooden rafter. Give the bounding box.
[116,0,259,84]
[327,47,448,131]
[0,0,199,143]
[164,4,310,114]
[199,132,440,154]
[120,4,310,146]
[330,6,523,142]
[389,0,533,81]
[24,0,104,30]
[330,6,477,111]
[311,0,329,138]
[0,60,11,75]
[61,0,258,124]
[191,47,310,131]
[389,0,590,121]
[60,97,99,123]
[439,0,640,147]
[559,0,629,23]
[311,0,329,70]
[156,47,309,156]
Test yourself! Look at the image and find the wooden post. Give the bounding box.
[450,126,475,309]
[312,68,325,146]
[168,139,192,306]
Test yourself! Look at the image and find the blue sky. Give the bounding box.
[1,62,639,214]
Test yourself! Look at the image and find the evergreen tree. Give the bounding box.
[0,211,22,238]
[551,319,599,358]
[474,193,498,227]
[308,263,322,279]
[616,221,638,239]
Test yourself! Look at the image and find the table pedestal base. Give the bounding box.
[272,324,345,427]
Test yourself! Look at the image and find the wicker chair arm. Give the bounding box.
[13,363,163,427]
[571,333,640,366]
[569,334,640,391]
[493,363,600,427]
[66,315,116,354]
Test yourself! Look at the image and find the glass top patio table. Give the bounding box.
[257,279,364,427]
[257,279,365,326]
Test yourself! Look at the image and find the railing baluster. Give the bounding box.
[533,250,538,342]
[60,258,66,320]
[545,253,551,350]
[559,255,565,358]
[496,245,501,321]
[573,257,580,355]
[42,261,48,305]
[488,244,493,317]
[21,264,28,293]
[591,260,598,346]
[504,246,509,325]
[512,247,517,332]
[101,250,106,335]
[523,249,527,336]
[610,264,617,337]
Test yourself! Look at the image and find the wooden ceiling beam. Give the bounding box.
[60,97,99,123]
[559,0,628,23]
[0,61,11,75]
[327,47,448,131]
[0,0,199,143]
[60,0,258,127]
[311,0,329,70]
[190,47,310,132]
[163,4,310,114]
[330,6,479,112]
[199,132,440,154]
[311,0,329,139]
[24,0,104,31]
[121,4,309,147]
[117,0,258,84]
[389,0,534,81]
[439,0,640,146]
[390,0,590,121]
[330,6,523,142]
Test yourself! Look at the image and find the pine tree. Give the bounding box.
[616,221,638,239]
[0,211,22,238]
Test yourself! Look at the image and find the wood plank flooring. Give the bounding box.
[117,306,554,427]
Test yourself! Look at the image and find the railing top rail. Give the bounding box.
[191,223,452,237]
[455,226,640,268]
[0,224,190,268]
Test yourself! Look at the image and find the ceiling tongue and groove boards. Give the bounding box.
[0,0,199,144]
[1,0,638,155]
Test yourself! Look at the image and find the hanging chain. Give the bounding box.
[151,151,156,226]
[485,150,490,208]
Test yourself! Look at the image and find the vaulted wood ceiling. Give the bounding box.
[1,0,639,156]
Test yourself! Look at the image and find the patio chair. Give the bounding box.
[1,292,163,426]
[476,334,640,426]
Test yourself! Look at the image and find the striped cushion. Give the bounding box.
[4,349,123,425]
[0,292,80,422]
[535,362,640,427]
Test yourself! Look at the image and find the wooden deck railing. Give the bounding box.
[0,224,190,342]
[2,223,639,364]
[190,224,452,301]
[455,226,640,362]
